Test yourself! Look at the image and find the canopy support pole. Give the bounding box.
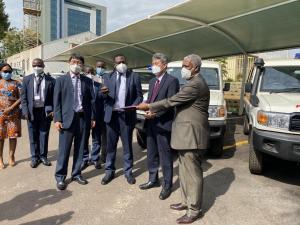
[238,54,248,116]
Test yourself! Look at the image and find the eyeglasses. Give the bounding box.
[1,71,12,73]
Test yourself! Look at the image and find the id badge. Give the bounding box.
[34,95,41,101]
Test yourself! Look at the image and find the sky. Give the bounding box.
[3,0,185,32]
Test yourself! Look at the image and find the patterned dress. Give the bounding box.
[0,79,22,139]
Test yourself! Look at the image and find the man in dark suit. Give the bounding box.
[137,54,210,224]
[21,58,55,168]
[54,54,96,190]
[101,54,143,185]
[81,65,104,170]
[139,53,179,200]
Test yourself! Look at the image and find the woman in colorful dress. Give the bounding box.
[0,63,22,169]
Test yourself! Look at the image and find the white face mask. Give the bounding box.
[116,63,127,74]
[70,64,82,74]
[181,67,192,80]
[152,65,161,75]
[33,66,44,75]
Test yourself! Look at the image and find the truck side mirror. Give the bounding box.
[223,82,230,91]
[245,83,252,93]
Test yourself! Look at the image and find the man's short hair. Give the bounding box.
[152,53,168,64]
[32,58,44,64]
[113,54,126,61]
[184,54,202,68]
[69,53,85,64]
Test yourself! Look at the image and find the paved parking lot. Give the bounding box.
[0,118,299,225]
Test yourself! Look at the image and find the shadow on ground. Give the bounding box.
[0,189,72,222]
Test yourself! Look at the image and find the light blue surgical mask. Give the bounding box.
[2,72,12,80]
[96,68,105,76]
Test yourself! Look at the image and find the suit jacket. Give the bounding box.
[146,73,179,132]
[53,72,96,129]
[103,69,143,126]
[21,73,56,121]
[92,79,105,124]
[150,74,210,150]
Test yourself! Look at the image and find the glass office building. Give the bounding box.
[40,0,106,43]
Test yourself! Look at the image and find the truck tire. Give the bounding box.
[136,129,147,149]
[243,115,250,135]
[209,137,224,157]
[249,131,264,174]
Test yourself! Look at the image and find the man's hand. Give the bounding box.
[101,86,109,94]
[55,122,63,131]
[144,111,156,119]
[47,112,54,119]
[136,103,150,111]
[91,120,96,129]
[23,114,29,120]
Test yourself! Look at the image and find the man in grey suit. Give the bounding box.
[137,54,210,224]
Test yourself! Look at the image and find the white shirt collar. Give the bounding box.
[156,72,166,82]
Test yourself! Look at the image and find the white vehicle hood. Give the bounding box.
[259,93,300,113]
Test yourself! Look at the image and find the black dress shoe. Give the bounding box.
[40,158,51,166]
[126,176,136,185]
[57,181,67,190]
[80,161,89,171]
[30,159,40,168]
[101,174,114,185]
[90,160,101,169]
[176,213,203,224]
[71,176,88,185]
[159,188,172,200]
[170,203,188,211]
[139,181,160,190]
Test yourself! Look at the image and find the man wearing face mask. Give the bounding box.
[101,54,143,185]
[137,54,210,224]
[54,54,96,190]
[139,53,179,200]
[21,58,56,168]
[94,60,108,163]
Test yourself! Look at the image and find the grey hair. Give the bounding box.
[152,53,168,64]
[184,54,202,68]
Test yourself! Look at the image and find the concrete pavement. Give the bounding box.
[0,119,299,225]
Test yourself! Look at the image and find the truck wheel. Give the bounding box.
[249,131,264,174]
[243,115,250,135]
[136,129,147,149]
[209,137,224,157]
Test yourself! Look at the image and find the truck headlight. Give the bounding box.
[257,111,290,130]
[209,105,226,118]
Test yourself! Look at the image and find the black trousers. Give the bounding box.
[27,107,51,161]
[55,113,87,182]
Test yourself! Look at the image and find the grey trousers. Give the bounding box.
[178,150,204,217]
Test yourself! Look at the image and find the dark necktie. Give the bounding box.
[149,79,160,103]
[36,74,43,94]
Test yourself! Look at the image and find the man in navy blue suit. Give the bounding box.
[101,54,143,185]
[54,54,96,190]
[81,65,104,170]
[21,58,56,168]
[139,53,180,200]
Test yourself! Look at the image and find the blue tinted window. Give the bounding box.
[67,9,90,36]
[96,9,101,36]
[51,0,57,41]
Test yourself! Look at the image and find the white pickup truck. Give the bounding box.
[244,58,300,174]
[135,61,230,156]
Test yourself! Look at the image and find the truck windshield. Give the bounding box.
[167,67,220,90]
[260,66,300,93]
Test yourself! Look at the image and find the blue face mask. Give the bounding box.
[2,72,12,80]
[96,68,105,76]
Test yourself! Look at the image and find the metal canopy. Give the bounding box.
[46,0,300,67]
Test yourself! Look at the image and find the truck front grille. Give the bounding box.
[290,114,300,132]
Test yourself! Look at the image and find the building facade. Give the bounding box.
[39,0,106,43]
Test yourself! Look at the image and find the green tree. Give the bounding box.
[214,57,228,80]
[1,28,23,58]
[0,0,10,40]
